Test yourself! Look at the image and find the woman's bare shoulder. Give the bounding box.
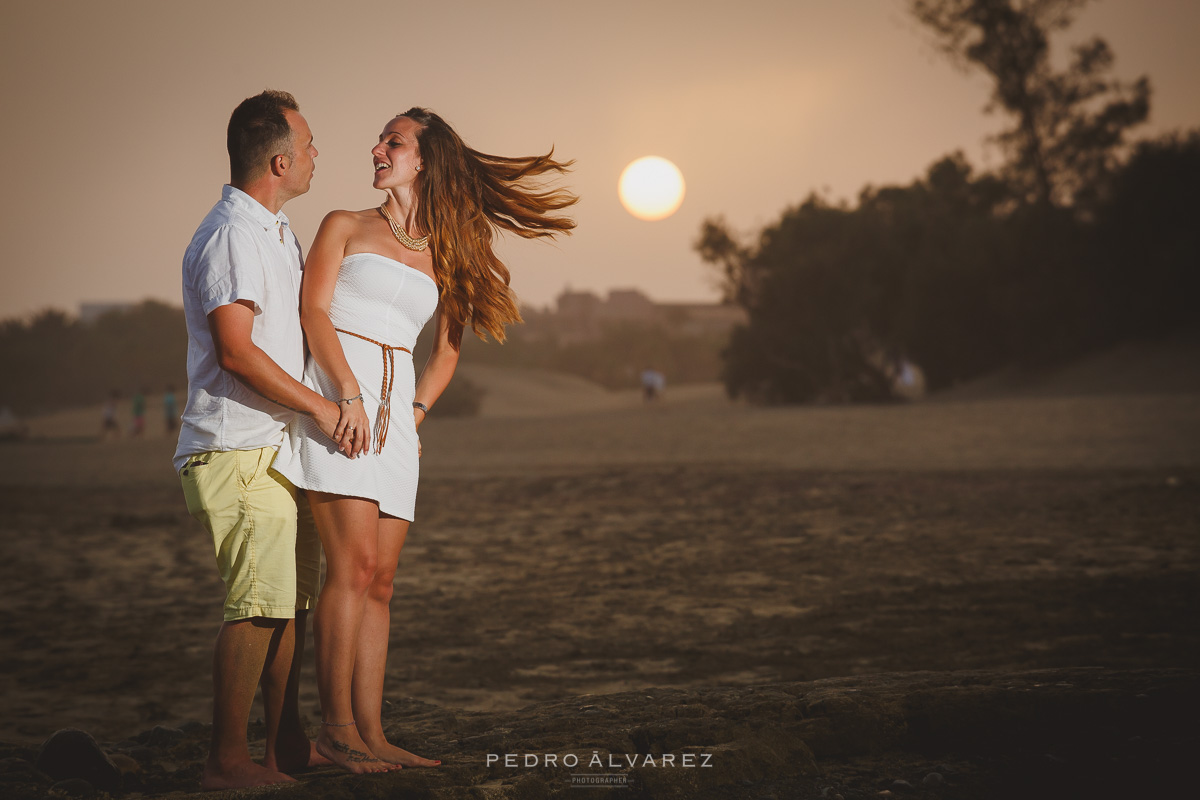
[315,209,381,247]
[321,208,380,228]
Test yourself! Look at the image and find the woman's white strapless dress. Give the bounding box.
[273,252,439,521]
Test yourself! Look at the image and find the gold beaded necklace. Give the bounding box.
[378,204,429,252]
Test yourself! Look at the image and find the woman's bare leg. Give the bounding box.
[308,491,392,774]
[354,516,440,767]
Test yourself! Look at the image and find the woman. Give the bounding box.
[273,108,575,773]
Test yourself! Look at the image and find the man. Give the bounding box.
[175,89,342,790]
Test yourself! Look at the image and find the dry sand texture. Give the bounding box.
[0,348,1197,796]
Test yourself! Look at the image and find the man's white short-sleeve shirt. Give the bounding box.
[173,185,305,471]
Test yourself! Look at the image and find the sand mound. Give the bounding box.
[459,364,732,418]
[457,364,634,417]
[21,330,1199,437]
[934,332,1200,401]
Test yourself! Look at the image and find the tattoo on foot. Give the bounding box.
[331,739,379,763]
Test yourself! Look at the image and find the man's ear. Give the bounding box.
[270,154,289,177]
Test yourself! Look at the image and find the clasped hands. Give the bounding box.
[314,397,422,459]
[333,397,371,458]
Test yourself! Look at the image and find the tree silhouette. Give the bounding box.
[910,0,1149,207]
[1091,132,1200,341]
[699,198,902,403]
[698,130,1200,404]
[697,2,1195,405]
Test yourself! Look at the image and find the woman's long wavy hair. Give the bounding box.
[400,107,577,346]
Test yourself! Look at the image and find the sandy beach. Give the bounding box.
[0,357,1197,797]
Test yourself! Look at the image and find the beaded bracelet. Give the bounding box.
[337,393,363,406]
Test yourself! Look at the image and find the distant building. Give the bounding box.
[79,302,136,324]
[602,289,657,321]
[515,287,746,344]
[554,290,602,325]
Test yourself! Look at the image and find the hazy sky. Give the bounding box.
[2,0,1197,320]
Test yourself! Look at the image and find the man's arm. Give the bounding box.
[208,300,344,447]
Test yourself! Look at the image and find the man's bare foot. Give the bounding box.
[363,736,441,768]
[264,732,333,773]
[200,757,296,790]
[316,728,393,774]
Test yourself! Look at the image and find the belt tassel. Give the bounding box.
[333,328,411,455]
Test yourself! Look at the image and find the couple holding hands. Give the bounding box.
[173,90,575,789]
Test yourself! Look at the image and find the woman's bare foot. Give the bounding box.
[363,735,441,768]
[200,757,296,790]
[316,726,393,774]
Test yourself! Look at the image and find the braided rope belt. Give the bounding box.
[333,328,412,455]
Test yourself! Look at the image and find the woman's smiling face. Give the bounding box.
[371,116,424,189]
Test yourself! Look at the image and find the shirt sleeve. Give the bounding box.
[191,223,266,316]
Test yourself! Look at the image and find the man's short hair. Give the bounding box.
[227,90,300,183]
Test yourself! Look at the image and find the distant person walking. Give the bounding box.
[101,390,120,440]
[130,388,147,436]
[163,385,178,433]
[640,366,665,402]
[174,89,343,791]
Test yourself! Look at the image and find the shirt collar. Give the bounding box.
[222,184,291,233]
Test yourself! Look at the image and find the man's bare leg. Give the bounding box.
[201,618,296,790]
[261,610,331,773]
[354,517,440,767]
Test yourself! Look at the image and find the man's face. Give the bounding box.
[281,109,317,198]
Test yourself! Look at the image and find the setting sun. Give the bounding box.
[618,156,686,221]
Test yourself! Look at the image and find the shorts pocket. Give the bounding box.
[179,452,214,478]
[180,451,219,520]
[234,448,270,490]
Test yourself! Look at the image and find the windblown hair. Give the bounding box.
[227,90,299,183]
[399,107,577,345]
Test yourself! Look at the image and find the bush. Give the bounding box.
[431,374,485,417]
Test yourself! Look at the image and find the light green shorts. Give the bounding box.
[180,447,320,622]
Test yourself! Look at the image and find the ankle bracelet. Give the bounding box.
[321,720,357,727]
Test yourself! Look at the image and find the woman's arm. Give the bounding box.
[412,305,464,431]
[299,211,372,456]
